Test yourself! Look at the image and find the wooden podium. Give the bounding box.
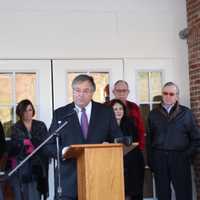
[64,144,125,200]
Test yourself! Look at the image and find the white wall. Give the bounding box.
[0,0,190,105]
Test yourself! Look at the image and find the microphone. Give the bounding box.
[58,108,79,125]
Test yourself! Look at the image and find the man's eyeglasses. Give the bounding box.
[162,92,176,96]
[73,88,92,95]
[115,89,129,93]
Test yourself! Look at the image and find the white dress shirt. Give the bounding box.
[75,101,92,124]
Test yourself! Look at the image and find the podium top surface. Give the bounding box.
[63,143,138,159]
[63,143,124,159]
[70,143,122,149]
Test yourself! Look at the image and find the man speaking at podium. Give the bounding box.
[46,74,122,200]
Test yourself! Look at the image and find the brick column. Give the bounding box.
[186,0,200,199]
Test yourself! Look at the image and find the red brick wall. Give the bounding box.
[186,0,200,199]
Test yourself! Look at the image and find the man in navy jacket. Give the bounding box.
[46,74,122,200]
[148,82,200,200]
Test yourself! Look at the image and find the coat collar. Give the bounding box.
[158,101,180,121]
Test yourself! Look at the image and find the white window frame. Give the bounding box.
[0,71,39,123]
[0,60,53,127]
[136,70,163,110]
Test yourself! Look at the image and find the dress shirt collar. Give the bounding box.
[75,101,92,123]
[162,103,174,113]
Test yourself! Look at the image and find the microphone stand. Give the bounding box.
[1,120,69,200]
[56,121,63,199]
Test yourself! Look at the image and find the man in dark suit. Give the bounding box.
[46,74,122,200]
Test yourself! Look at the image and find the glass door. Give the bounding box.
[0,60,53,200]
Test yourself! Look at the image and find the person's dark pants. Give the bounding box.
[124,148,145,200]
[0,183,3,200]
[152,150,192,200]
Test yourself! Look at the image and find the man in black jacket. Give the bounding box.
[148,82,200,200]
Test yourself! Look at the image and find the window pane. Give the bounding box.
[139,104,150,129]
[150,72,162,102]
[0,107,13,137]
[0,107,12,123]
[67,72,109,103]
[138,72,149,102]
[16,73,36,104]
[0,73,12,105]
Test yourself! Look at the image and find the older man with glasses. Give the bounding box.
[148,81,200,200]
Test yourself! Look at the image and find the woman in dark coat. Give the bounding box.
[10,99,49,200]
[110,99,139,200]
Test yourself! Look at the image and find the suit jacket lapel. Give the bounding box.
[69,103,85,140]
[86,101,97,140]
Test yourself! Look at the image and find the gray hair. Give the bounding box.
[114,80,129,88]
[72,74,96,92]
[162,82,179,95]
